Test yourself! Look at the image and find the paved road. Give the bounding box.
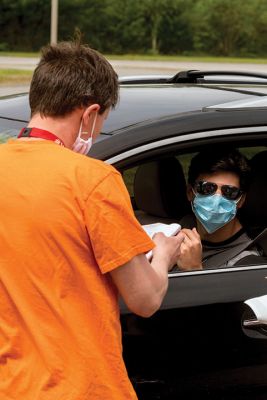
[1,55,267,73]
[0,56,38,71]
[0,56,267,96]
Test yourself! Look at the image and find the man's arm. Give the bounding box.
[110,232,184,318]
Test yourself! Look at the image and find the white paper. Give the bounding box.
[142,223,181,260]
[245,295,267,324]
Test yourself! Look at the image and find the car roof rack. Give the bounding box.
[119,70,267,85]
[168,70,267,84]
[119,75,171,84]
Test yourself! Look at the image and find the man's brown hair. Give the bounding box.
[29,40,118,117]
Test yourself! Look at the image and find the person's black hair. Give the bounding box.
[188,147,251,191]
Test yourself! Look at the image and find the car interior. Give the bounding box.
[133,157,190,225]
[240,150,267,235]
[121,145,267,270]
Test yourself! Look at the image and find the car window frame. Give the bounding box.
[107,126,267,313]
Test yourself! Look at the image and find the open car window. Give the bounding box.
[122,145,267,272]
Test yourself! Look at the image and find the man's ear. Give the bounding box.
[83,104,100,124]
[187,185,194,202]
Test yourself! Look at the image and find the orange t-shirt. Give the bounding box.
[0,139,154,400]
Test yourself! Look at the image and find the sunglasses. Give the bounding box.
[194,180,242,201]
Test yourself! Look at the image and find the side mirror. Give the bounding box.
[242,295,267,339]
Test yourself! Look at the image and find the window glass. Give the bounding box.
[0,127,20,144]
[176,153,197,182]
[239,146,267,159]
[122,147,267,207]
[122,166,138,197]
[121,144,267,272]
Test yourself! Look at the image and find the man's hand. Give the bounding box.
[176,228,203,271]
[152,231,185,272]
[110,231,185,318]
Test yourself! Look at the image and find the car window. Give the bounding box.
[121,145,267,272]
[123,166,138,198]
[240,146,267,159]
[123,147,267,196]
[122,153,197,197]
[0,124,21,144]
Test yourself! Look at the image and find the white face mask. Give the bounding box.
[72,114,97,155]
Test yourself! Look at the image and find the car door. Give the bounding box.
[108,130,267,400]
[121,265,267,400]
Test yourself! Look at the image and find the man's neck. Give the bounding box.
[26,112,81,149]
[198,218,243,243]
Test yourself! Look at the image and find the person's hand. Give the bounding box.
[176,228,203,271]
[151,231,185,272]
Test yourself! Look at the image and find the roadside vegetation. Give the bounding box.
[107,55,267,64]
[0,52,38,58]
[0,69,32,85]
[1,51,267,85]
[2,52,267,63]
[1,0,267,58]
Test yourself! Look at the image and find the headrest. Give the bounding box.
[240,150,267,235]
[134,157,190,219]
[250,150,267,175]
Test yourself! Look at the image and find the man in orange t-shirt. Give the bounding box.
[0,40,184,400]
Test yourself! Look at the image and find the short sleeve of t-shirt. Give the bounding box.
[84,169,154,273]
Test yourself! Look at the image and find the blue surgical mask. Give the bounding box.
[192,194,238,234]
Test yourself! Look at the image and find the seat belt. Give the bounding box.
[203,227,267,269]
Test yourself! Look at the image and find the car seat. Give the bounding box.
[133,157,191,224]
[240,150,267,245]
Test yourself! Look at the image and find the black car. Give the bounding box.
[1,70,267,399]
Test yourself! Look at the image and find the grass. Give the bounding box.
[1,51,267,63]
[106,54,267,63]
[0,69,32,84]
[0,52,267,85]
[0,51,39,57]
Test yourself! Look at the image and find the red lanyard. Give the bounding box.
[18,127,65,147]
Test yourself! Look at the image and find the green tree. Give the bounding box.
[247,0,267,56]
[2,0,267,57]
[158,0,196,54]
[191,0,257,56]
[0,0,50,51]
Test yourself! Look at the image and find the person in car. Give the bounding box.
[176,148,262,270]
[0,39,185,400]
